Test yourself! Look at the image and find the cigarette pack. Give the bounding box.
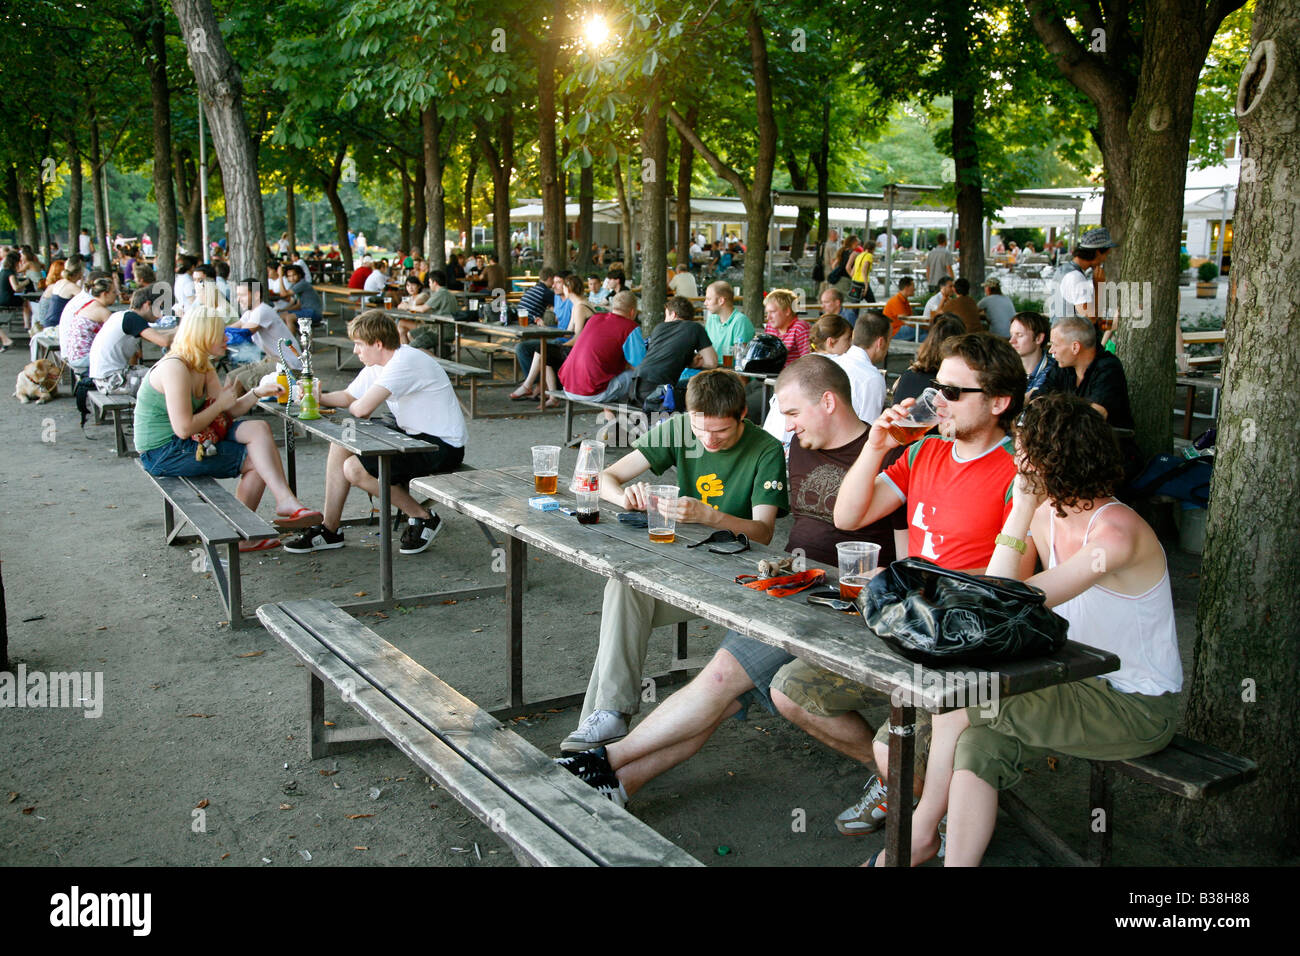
[528,496,560,511]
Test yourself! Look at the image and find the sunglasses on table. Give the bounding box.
[931,381,985,402]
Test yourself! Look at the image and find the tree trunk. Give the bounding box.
[421,102,447,270]
[786,152,814,263]
[134,0,177,285]
[66,131,81,251]
[815,99,830,249]
[173,0,266,283]
[412,159,427,258]
[950,88,986,290]
[320,150,351,275]
[476,110,514,271]
[285,179,297,257]
[460,158,476,248]
[1114,9,1219,462]
[174,148,201,256]
[613,155,634,268]
[673,107,698,271]
[576,161,594,274]
[537,4,565,271]
[1185,0,1300,857]
[88,111,109,270]
[17,177,38,249]
[640,88,668,333]
[397,162,410,256]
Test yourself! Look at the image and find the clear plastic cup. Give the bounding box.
[837,541,881,600]
[531,444,560,494]
[888,387,942,444]
[647,485,679,543]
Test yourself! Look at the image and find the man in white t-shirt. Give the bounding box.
[668,262,698,298]
[78,229,94,258]
[90,286,175,395]
[363,259,389,300]
[283,311,467,557]
[228,280,304,390]
[1049,227,1118,326]
[354,232,368,257]
[922,276,954,323]
[173,255,198,316]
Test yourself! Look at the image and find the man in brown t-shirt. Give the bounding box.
[555,356,888,805]
[945,277,983,333]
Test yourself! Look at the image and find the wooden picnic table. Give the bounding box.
[409,465,1120,866]
[1176,371,1223,439]
[254,401,498,614]
[449,319,570,415]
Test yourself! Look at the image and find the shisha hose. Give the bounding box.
[275,339,298,399]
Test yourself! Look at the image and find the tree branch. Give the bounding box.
[666,105,746,199]
[1022,0,1126,108]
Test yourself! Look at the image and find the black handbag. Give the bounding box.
[862,558,1070,666]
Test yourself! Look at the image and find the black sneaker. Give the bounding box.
[282,525,345,553]
[554,747,626,807]
[399,514,442,555]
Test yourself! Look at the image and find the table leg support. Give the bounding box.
[378,456,394,604]
[1089,761,1114,866]
[885,703,916,867]
[284,417,297,496]
[507,536,526,709]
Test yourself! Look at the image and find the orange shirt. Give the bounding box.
[883,292,913,338]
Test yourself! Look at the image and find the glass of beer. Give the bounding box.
[647,485,679,543]
[887,387,942,445]
[836,541,881,600]
[531,445,560,494]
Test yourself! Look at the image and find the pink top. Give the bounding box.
[765,319,811,367]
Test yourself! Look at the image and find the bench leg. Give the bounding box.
[1090,761,1114,866]
[884,702,916,867]
[309,671,327,760]
[111,408,129,458]
[675,621,688,664]
[284,416,296,495]
[226,542,244,629]
[163,501,197,545]
[307,670,386,759]
[564,400,574,445]
[470,378,477,419]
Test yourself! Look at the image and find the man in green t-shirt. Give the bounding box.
[562,370,789,753]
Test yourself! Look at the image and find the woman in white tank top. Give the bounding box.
[869,395,1181,868]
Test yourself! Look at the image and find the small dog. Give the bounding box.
[14,359,62,404]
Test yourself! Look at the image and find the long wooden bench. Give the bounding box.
[257,598,703,867]
[545,390,650,447]
[138,463,280,628]
[315,335,361,370]
[88,391,136,458]
[1000,733,1256,866]
[1181,329,1224,367]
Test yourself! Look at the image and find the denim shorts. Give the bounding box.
[139,419,249,479]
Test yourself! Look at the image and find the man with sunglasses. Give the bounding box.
[556,357,894,805]
[767,332,1035,835]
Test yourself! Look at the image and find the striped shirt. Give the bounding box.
[765,319,811,367]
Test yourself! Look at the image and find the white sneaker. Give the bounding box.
[560,710,628,753]
[835,774,890,836]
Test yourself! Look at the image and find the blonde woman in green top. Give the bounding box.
[135,305,322,542]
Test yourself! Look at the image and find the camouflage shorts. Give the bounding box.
[772,658,932,767]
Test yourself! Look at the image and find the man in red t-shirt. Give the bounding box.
[768,332,1031,836]
[348,257,374,289]
[557,290,642,401]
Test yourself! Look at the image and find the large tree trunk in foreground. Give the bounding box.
[173,0,265,282]
[421,102,447,270]
[1112,10,1211,461]
[1186,2,1300,857]
[640,87,668,333]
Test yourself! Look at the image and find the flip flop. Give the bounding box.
[864,849,885,867]
[273,507,323,529]
[509,388,539,401]
[239,538,282,553]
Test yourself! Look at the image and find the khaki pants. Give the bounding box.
[229,357,280,390]
[580,580,696,719]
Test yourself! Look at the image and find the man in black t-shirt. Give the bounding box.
[619,295,717,404]
[517,267,556,321]
[555,356,874,805]
[1038,316,1134,429]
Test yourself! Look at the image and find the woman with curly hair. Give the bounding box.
[866,393,1182,867]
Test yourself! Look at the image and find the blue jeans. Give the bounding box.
[893,325,928,342]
